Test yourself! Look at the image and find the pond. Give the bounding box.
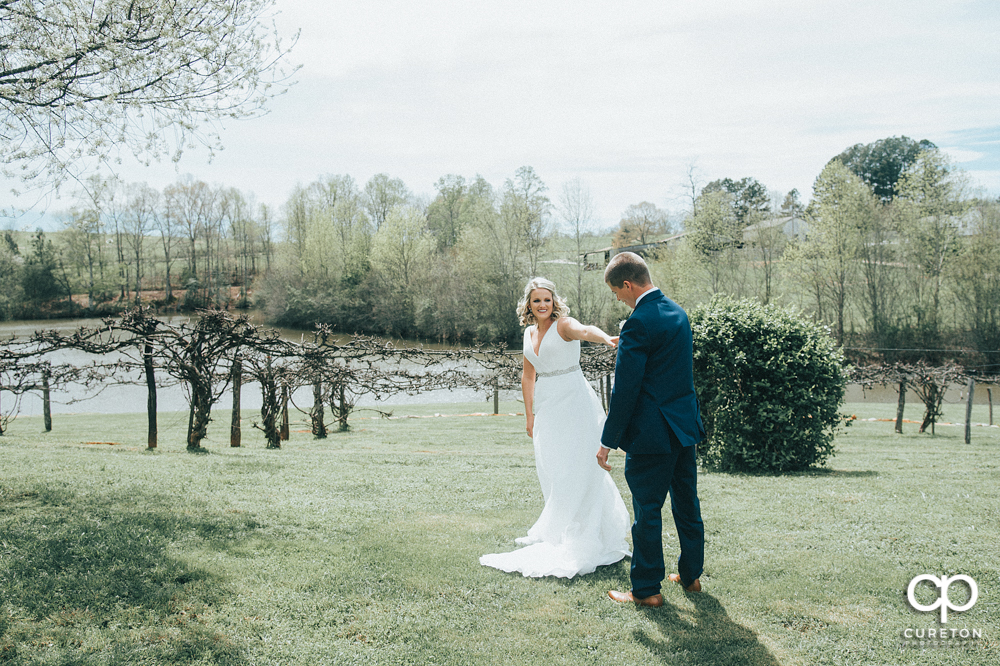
[1,317,995,421]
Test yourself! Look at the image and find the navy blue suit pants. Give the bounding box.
[624,432,704,598]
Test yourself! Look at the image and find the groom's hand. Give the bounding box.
[597,446,612,471]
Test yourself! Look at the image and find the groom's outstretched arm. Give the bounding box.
[601,316,648,450]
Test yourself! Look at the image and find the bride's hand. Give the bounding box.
[608,336,619,348]
[526,413,534,438]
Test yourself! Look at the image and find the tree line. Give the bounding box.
[3,136,999,371]
[1,174,278,319]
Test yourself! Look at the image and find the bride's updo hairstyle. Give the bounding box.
[517,277,570,327]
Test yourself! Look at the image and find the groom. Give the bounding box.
[597,251,705,607]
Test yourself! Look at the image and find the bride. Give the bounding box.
[480,277,631,578]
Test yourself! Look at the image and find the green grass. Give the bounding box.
[1,402,998,665]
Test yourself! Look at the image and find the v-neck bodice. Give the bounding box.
[523,322,581,374]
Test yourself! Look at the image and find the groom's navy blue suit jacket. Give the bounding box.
[601,289,705,454]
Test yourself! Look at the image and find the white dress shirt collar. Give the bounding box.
[633,286,657,308]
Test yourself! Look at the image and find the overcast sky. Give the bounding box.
[5,0,1000,230]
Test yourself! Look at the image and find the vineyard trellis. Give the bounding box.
[0,308,618,449]
[8,309,992,449]
[849,362,999,437]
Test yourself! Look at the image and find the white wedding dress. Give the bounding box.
[479,324,631,578]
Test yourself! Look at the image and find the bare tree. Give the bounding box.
[225,189,259,306]
[63,209,103,310]
[164,178,219,303]
[258,203,277,274]
[504,166,551,277]
[364,173,411,231]
[122,183,159,303]
[1,0,298,187]
[614,201,671,247]
[559,178,595,321]
[154,193,182,303]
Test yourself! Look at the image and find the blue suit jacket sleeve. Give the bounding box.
[601,315,647,450]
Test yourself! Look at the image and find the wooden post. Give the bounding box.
[312,381,326,438]
[279,380,290,441]
[339,381,348,431]
[493,377,499,415]
[42,365,52,432]
[989,388,994,426]
[895,378,906,434]
[965,378,975,444]
[931,382,936,436]
[144,339,157,449]
[230,356,242,447]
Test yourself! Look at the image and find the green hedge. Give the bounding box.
[690,297,848,473]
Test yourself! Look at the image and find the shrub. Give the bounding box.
[690,296,848,473]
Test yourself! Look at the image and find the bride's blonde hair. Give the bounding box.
[517,277,570,327]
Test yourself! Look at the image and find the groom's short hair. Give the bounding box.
[604,251,651,288]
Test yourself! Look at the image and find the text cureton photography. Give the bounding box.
[900,574,985,649]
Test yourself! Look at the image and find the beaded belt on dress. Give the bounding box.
[536,364,580,378]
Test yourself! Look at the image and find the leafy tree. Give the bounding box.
[894,149,968,344]
[799,161,868,344]
[363,173,411,231]
[0,0,297,186]
[0,233,23,319]
[949,200,1000,352]
[21,230,62,303]
[686,190,744,297]
[317,175,371,289]
[701,176,770,226]
[281,184,311,276]
[458,177,527,341]
[854,191,900,351]
[829,136,936,202]
[427,175,470,250]
[369,205,433,335]
[265,175,375,330]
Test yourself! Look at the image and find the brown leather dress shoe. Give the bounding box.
[608,590,664,607]
[668,573,701,592]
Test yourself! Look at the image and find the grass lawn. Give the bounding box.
[1,400,998,665]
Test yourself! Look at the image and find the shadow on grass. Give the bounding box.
[637,593,781,666]
[0,483,260,664]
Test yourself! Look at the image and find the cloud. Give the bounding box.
[3,0,999,222]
